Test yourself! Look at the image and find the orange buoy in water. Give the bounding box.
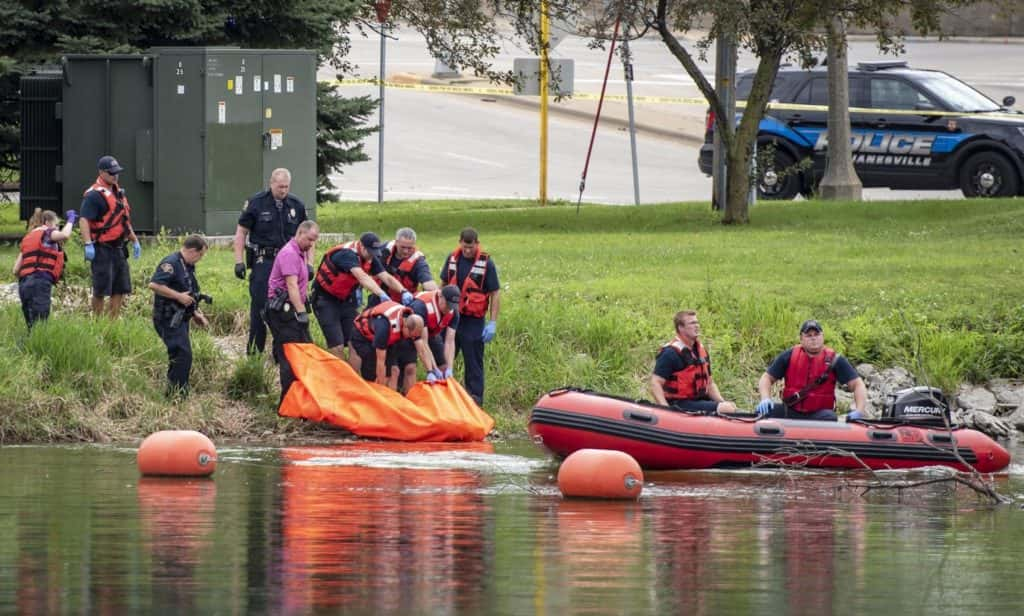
[137,430,217,477]
[557,448,643,499]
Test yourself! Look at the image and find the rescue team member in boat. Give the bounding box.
[233,168,309,355]
[393,284,462,392]
[650,310,737,414]
[443,227,500,405]
[13,208,76,328]
[311,232,409,371]
[265,221,319,404]
[349,300,430,388]
[148,235,209,398]
[366,227,438,308]
[755,319,868,421]
[79,155,142,319]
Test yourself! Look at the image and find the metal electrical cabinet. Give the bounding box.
[35,48,316,235]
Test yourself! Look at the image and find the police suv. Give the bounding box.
[698,61,1024,199]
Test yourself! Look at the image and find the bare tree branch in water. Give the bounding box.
[753,441,1010,505]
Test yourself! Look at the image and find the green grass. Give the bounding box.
[2,197,1023,441]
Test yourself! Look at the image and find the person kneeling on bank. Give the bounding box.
[755,319,867,421]
[650,310,736,414]
[148,234,209,397]
[349,300,429,389]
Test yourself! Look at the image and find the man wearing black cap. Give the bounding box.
[755,320,867,421]
[391,284,462,392]
[79,155,141,318]
[311,232,409,369]
[233,168,309,354]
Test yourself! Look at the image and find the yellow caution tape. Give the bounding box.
[328,78,1024,119]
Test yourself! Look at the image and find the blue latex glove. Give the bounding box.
[847,409,863,421]
[378,292,390,305]
[443,367,453,379]
[84,242,96,262]
[65,210,78,226]
[132,240,142,260]
[482,320,497,343]
[401,291,415,306]
[755,398,774,416]
[426,371,439,384]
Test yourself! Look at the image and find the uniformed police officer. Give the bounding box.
[233,168,309,355]
[149,235,209,397]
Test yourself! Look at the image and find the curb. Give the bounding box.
[391,72,706,144]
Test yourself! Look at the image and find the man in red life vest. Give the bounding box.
[349,301,429,388]
[78,155,141,318]
[443,227,500,405]
[650,310,736,414]
[755,320,868,421]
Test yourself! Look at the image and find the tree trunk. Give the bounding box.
[818,15,862,200]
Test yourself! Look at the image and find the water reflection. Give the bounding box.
[138,478,217,609]
[279,443,493,614]
[0,442,1021,615]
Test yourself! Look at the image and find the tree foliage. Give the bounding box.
[0,0,374,200]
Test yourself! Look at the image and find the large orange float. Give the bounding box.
[557,448,644,499]
[137,430,217,477]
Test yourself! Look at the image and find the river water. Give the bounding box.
[1,439,1022,615]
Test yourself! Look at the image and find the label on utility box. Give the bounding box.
[218,101,226,124]
[254,75,261,92]
[286,76,294,93]
[274,74,282,93]
[235,76,243,95]
[269,129,283,150]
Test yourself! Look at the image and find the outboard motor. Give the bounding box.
[883,386,951,425]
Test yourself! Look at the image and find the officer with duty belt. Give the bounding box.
[148,235,209,397]
[233,168,309,355]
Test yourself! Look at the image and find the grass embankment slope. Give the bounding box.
[1,198,1022,442]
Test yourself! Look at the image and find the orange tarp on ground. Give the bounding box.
[279,343,494,441]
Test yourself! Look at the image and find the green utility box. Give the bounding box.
[58,48,316,235]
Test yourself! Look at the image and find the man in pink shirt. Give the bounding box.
[265,220,319,404]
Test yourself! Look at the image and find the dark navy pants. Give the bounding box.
[247,259,274,354]
[18,274,54,328]
[265,308,312,405]
[455,316,486,405]
[154,317,192,396]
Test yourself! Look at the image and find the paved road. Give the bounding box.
[327,29,1024,204]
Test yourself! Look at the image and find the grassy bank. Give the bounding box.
[2,197,1023,442]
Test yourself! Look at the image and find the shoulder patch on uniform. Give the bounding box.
[242,200,249,211]
[160,262,174,274]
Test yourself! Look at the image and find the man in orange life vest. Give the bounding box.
[311,232,409,366]
[349,300,429,388]
[78,155,141,318]
[755,320,868,421]
[443,227,500,405]
[392,285,462,392]
[650,310,737,414]
[367,227,438,309]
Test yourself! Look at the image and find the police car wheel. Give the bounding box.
[757,150,801,201]
[959,152,1020,198]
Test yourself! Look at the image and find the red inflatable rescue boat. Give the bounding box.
[529,389,1011,473]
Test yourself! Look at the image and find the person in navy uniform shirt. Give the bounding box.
[442,227,500,405]
[148,235,209,397]
[232,168,309,355]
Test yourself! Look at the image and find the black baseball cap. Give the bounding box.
[800,319,823,334]
[359,232,384,256]
[97,155,124,175]
[440,284,461,307]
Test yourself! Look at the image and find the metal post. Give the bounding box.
[377,27,386,203]
[622,38,640,206]
[539,0,550,206]
[712,34,736,210]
